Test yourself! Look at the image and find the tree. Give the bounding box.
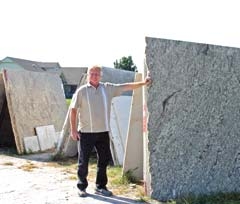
[113,56,137,72]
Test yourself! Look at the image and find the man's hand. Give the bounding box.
[70,108,80,141]
[70,130,80,141]
[121,71,152,91]
[144,72,152,86]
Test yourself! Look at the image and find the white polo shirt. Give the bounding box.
[70,82,125,133]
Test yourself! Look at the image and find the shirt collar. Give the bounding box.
[87,82,103,88]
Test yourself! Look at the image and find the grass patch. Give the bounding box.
[50,152,77,167]
[50,152,68,162]
[66,99,71,107]
[49,154,148,201]
[106,165,147,199]
[68,175,77,180]
[2,161,14,166]
[18,161,39,172]
[121,168,139,184]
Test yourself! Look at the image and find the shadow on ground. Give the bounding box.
[81,193,146,204]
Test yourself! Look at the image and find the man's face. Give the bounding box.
[88,69,101,85]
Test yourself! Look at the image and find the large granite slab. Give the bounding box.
[145,37,240,201]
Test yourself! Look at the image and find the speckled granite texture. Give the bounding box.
[145,37,240,201]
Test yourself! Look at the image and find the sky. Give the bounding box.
[1,0,240,72]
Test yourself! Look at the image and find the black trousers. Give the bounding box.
[77,131,112,190]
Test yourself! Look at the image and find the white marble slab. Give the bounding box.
[36,125,56,151]
[23,136,40,153]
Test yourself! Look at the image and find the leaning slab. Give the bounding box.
[23,136,40,153]
[123,73,143,179]
[2,69,67,154]
[109,95,132,165]
[145,37,240,201]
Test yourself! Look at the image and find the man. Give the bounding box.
[70,65,151,197]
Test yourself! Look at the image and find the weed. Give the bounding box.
[50,152,66,161]
[68,175,77,180]
[121,168,139,184]
[2,161,14,166]
[18,161,38,172]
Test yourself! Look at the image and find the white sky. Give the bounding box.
[1,0,240,72]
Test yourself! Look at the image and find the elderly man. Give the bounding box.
[70,65,151,197]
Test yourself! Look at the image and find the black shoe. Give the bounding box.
[78,189,88,197]
[95,187,113,197]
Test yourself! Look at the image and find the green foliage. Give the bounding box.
[66,99,71,107]
[108,167,139,185]
[121,168,139,184]
[107,165,123,184]
[50,152,67,161]
[114,56,137,72]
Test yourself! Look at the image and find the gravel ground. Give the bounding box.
[0,152,147,204]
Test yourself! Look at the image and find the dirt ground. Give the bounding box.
[0,150,151,204]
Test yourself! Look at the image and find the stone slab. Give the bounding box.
[2,69,67,154]
[36,125,56,151]
[145,37,240,201]
[123,73,143,179]
[23,136,40,153]
[110,95,132,165]
[54,131,61,146]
